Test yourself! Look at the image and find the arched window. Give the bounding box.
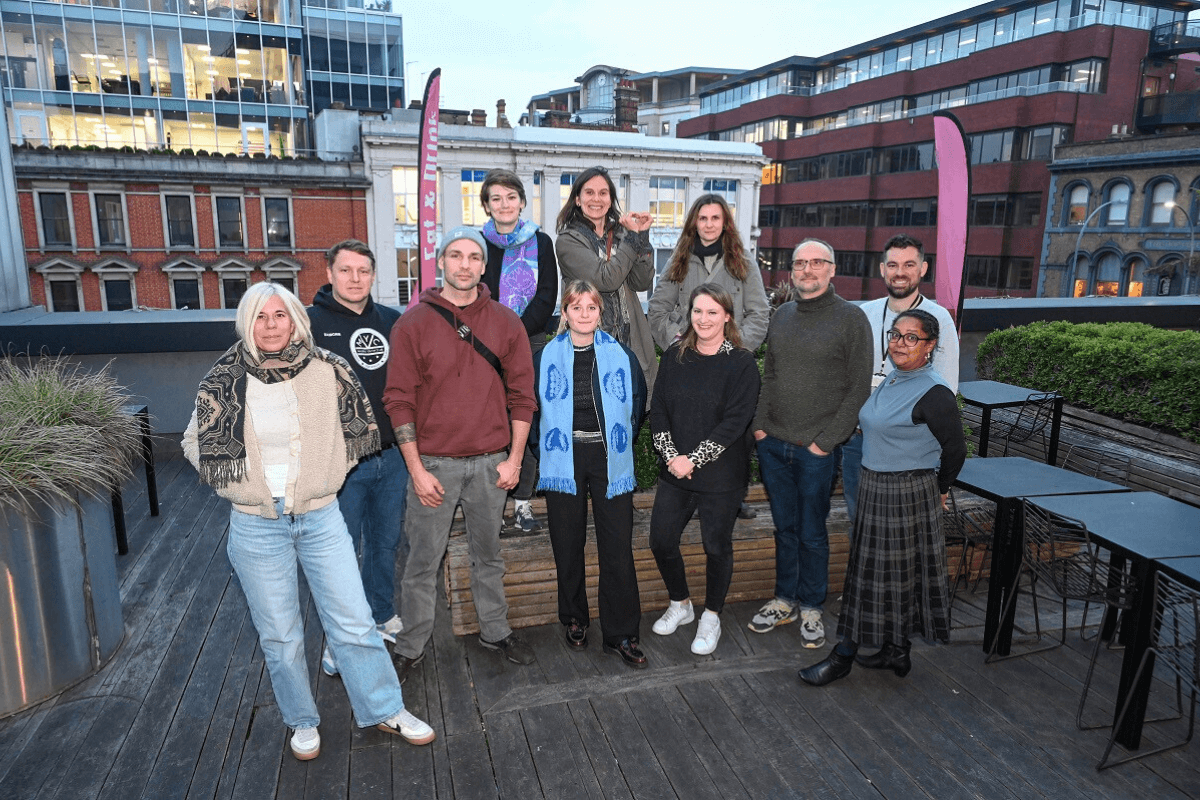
[1125,256,1147,297]
[1104,183,1130,226]
[1071,253,1090,297]
[1066,184,1089,225]
[1148,181,1178,226]
[1093,252,1121,296]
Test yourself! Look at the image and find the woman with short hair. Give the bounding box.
[533,279,648,667]
[799,308,966,686]
[183,282,434,760]
[648,284,761,656]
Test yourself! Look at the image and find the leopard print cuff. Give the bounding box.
[652,431,679,461]
[688,439,725,469]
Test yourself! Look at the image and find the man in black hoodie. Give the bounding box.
[308,239,405,678]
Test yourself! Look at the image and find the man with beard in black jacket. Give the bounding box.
[307,239,405,679]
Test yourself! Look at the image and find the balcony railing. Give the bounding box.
[1138,91,1200,130]
[1148,21,1200,58]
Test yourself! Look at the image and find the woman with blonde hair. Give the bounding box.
[532,279,648,667]
[183,282,433,761]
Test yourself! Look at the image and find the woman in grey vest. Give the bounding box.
[798,308,966,686]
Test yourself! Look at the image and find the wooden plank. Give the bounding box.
[586,696,675,798]
[484,712,545,800]
[623,688,731,800]
[521,703,606,800]
[444,730,497,799]
[347,744,392,800]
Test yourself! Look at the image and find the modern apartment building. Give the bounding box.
[0,0,403,155]
[677,0,1197,301]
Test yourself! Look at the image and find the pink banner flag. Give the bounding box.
[417,69,442,292]
[933,112,970,331]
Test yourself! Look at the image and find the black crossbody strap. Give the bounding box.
[429,303,503,378]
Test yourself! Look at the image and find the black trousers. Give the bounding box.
[545,440,641,645]
[649,480,741,614]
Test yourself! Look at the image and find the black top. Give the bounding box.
[308,285,401,447]
[912,386,968,494]
[572,345,600,433]
[483,230,559,338]
[651,343,761,493]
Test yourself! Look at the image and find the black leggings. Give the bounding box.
[649,480,741,614]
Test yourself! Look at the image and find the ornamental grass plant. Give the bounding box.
[0,356,142,510]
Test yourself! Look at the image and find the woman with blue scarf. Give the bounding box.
[533,280,648,668]
[649,284,761,656]
[479,169,558,532]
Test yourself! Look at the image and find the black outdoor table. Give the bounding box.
[953,457,1129,655]
[110,404,159,555]
[958,380,1064,464]
[1025,493,1200,750]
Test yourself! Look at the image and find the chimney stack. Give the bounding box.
[496,99,511,129]
[471,108,487,126]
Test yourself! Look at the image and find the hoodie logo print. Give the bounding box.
[350,328,388,370]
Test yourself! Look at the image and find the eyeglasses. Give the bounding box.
[886,330,934,345]
[791,258,833,271]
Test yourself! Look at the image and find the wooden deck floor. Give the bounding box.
[1,447,1197,800]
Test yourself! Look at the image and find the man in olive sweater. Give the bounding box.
[749,238,873,649]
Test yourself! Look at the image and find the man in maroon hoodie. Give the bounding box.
[384,226,538,679]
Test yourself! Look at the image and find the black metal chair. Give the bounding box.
[1098,570,1197,769]
[987,500,1139,730]
[992,392,1057,459]
[943,488,996,617]
[1061,444,1132,487]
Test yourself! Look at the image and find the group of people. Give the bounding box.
[182,165,965,763]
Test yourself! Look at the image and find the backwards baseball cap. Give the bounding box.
[436,226,488,260]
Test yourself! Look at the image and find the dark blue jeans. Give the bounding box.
[757,434,837,611]
[838,430,864,533]
[338,445,409,624]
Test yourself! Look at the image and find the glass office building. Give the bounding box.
[0,0,404,153]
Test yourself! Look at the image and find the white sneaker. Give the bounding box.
[652,599,695,635]
[378,709,436,745]
[320,646,338,677]
[376,615,403,644]
[800,609,826,649]
[691,611,721,655]
[290,727,320,760]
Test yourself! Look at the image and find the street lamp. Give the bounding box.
[1070,199,1128,296]
[1164,200,1197,295]
[403,60,419,109]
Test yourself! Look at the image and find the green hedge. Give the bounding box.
[976,321,1200,443]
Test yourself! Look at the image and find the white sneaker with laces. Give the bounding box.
[513,500,538,532]
[652,599,695,635]
[691,611,721,655]
[378,709,436,745]
[800,608,826,649]
[290,726,320,760]
[376,615,403,644]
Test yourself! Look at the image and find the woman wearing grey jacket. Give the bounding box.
[555,166,657,396]
[648,194,770,353]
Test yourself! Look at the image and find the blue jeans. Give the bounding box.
[757,435,837,611]
[227,499,406,729]
[339,445,409,624]
[838,430,864,533]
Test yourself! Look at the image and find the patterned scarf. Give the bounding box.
[536,330,636,499]
[193,340,379,489]
[481,218,539,317]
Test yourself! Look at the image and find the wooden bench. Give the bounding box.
[444,484,990,636]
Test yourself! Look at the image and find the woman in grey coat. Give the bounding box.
[648,194,770,352]
[555,166,657,396]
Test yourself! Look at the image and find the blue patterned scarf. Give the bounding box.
[537,330,636,499]
[481,218,538,317]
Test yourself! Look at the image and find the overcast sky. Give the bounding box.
[396,0,977,123]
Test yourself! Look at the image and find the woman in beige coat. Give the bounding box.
[648,194,770,352]
[555,166,657,395]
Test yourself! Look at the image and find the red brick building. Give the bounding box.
[16,148,370,312]
[677,0,1198,301]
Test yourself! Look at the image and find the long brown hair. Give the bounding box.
[663,194,748,283]
[677,283,743,360]
[555,167,622,235]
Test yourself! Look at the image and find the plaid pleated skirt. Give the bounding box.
[836,467,951,648]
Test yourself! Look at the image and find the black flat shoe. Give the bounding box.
[854,642,911,677]
[798,648,854,686]
[565,622,589,650]
[602,637,648,669]
[737,501,757,520]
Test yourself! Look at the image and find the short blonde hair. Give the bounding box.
[556,279,604,335]
[235,281,313,361]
